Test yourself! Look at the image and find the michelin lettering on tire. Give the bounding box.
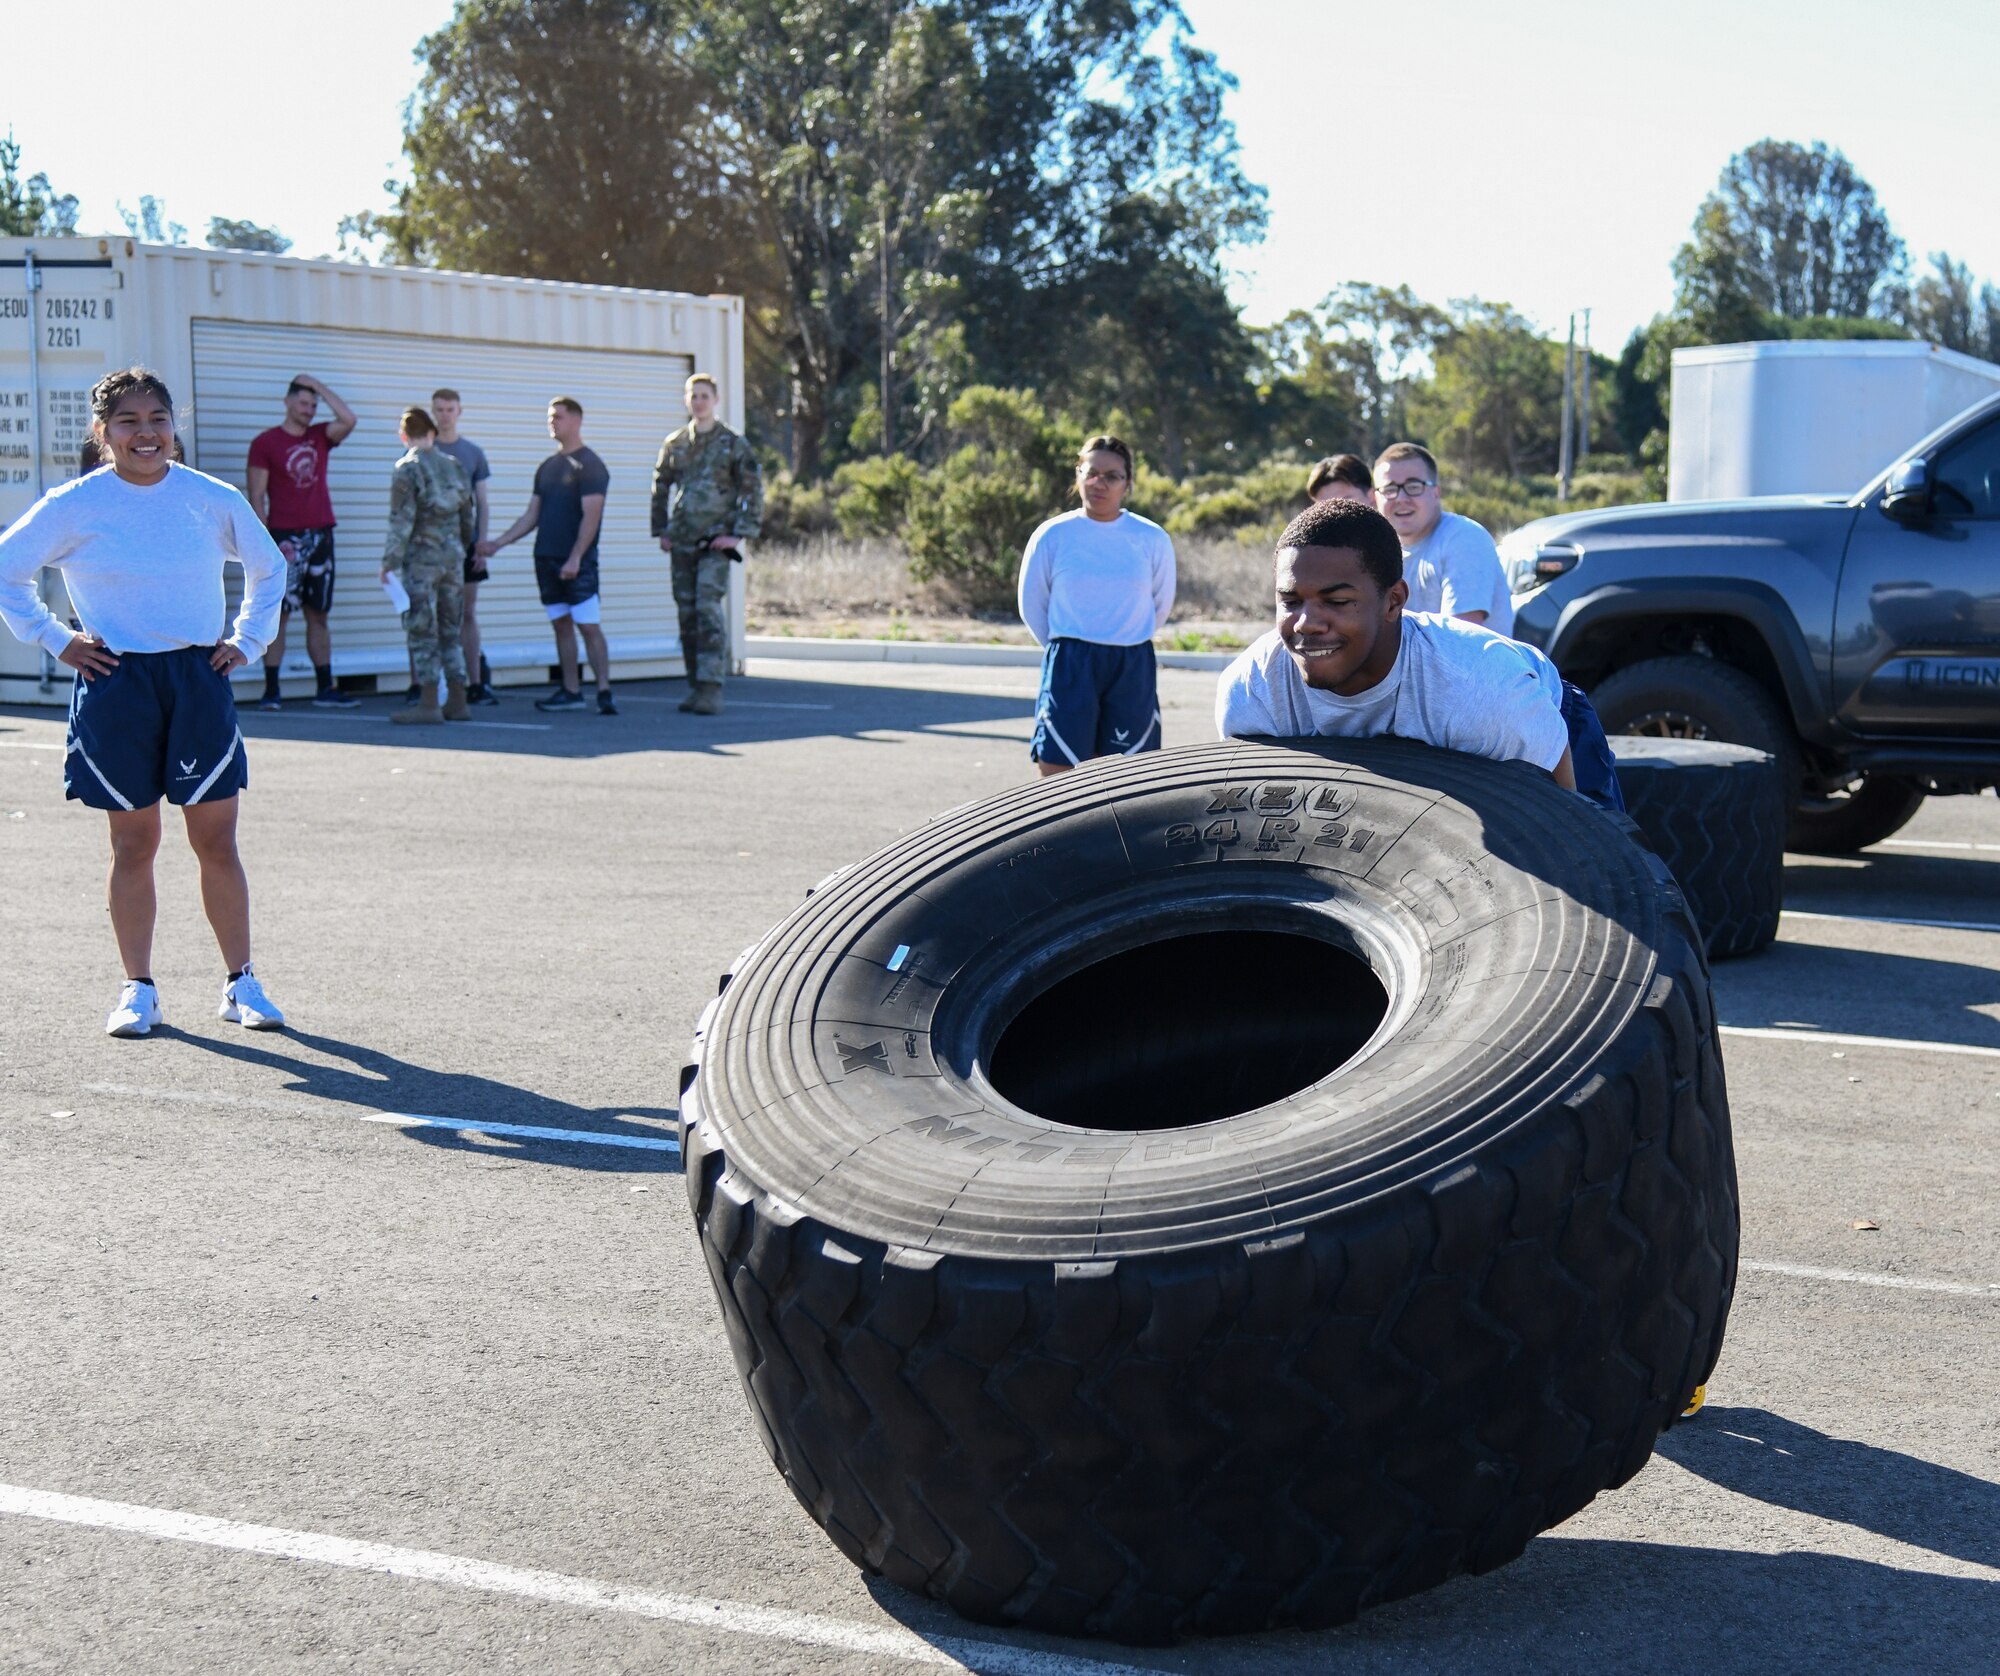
[681,737,1739,1643]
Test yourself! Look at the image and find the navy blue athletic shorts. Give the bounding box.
[65,647,248,811]
[1029,637,1161,766]
[1560,679,1626,812]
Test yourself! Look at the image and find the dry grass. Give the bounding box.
[745,531,1273,649]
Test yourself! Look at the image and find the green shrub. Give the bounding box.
[832,454,922,539]
[758,472,837,543]
[902,386,1075,609]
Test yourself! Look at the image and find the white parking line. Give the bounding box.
[1718,1026,2000,1060]
[1875,838,2000,853]
[0,739,63,750]
[78,1083,678,1154]
[1784,908,2000,934]
[0,1485,1149,1676]
[1739,1260,1999,1298]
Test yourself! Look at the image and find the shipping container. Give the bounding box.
[2,237,748,703]
[1668,338,2000,502]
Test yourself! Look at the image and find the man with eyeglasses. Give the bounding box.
[1373,442,1514,636]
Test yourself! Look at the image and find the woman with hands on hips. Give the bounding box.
[0,366,291,1038]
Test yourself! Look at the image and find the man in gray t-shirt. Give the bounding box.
[1215,499,1576,787]
[431,389,496,702]
[1373,441,1514,635]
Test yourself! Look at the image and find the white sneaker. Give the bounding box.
[106,979,164,1038]
[219,964,286,1030]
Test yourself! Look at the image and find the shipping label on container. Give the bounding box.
[1,275,119,529]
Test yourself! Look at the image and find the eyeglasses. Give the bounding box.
[1375,478,1435,501]
[1080,469,1128,484]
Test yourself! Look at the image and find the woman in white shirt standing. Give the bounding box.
[0,367,290,1037]
[1017,434,1176,777]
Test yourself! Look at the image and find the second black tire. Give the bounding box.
[682,739,1739,1642]
[1610,737,1786,959]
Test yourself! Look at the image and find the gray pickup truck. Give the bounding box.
[1507,394,2000,851]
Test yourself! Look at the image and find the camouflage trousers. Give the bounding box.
[400,552,467,687]
[672,548,732,685]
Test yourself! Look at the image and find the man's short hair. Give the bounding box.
[1373,441,1438,480]
[550,396,584,418]
[1276,500,1404,593]
[400,405,436,439]
[431,387,461,405]
[1305,453,1371,498]
[685,373,719,396]
[286,380,312,397]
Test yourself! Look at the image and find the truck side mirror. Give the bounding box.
[1882,457,1931,522]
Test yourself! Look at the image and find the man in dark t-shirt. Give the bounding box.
[480,396,615,714]
[246,374,359,708]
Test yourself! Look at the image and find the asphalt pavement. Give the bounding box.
[1,660,1995,1674]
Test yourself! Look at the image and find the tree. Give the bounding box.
[119,195,187,245]
[371,1,1264,477]
[1046,195,1259,477]
[1410,301,1565,478]
[1891,251,2000,361]
[1674,140,1902,326]
[360,0,775,302]
[0,132,78,237]
[207,217,292,254]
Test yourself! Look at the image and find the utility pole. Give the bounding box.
[1577,307,1592,470]
[879,196,894,457]
[1558,311,1576,502]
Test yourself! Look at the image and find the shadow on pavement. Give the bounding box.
[1784,849,2000,924]
[159,1026,681,1174]
[127,671,1039,761]
[1657,1405,1999,1572]
[867,1536,1999,1674]
[1708,937,2000,1050]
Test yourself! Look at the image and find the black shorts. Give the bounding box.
[534,553,600,609]
[270,527,336,614]
[463,544,488,586]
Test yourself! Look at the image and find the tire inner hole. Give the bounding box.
[985,929,1388,1132]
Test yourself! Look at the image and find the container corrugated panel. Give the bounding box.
[192,317,693,681]
[2,237,748,698]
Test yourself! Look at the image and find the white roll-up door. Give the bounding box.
[191,319,696,686]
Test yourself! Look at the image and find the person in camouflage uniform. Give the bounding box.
[651,373,763,714]
[381,407,477,725]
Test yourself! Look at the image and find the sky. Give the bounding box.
[6,0,1998,353]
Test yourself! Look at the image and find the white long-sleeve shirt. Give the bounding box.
[1017,508,1176,647]
[0,464,285,663]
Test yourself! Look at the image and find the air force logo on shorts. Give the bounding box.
[65,647,250,812]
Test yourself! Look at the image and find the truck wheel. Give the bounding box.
[681,739,1739,1642]
[1609,738,1785,959]
[1788,774,1927,855]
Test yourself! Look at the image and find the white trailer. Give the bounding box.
[1,237,748,704]
[1668,338,2000,502]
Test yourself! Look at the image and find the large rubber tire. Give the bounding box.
[681,739,1739,1643]
[1589,652,1809,816]
[1787,773,1928,855]
[1609,738,1786,960]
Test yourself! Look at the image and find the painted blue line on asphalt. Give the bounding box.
[367,1113,681,1153]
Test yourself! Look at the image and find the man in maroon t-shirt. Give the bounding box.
[247,374,358,708]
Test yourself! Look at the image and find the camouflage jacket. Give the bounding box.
[650,420,764,548]
[384,446,475,568]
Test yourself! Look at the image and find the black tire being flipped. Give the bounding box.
[1610,737,1786,960]
[680,738,1739,1643]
